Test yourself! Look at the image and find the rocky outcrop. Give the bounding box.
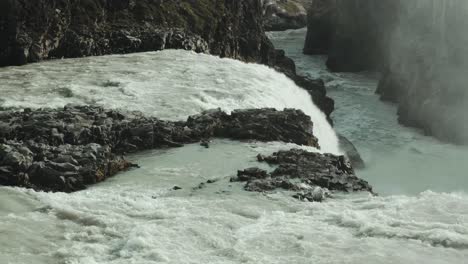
[232,149,373,202]
[271,49,335,123]
[262,0,311,31]
[303,0,398,72]
[0,0,275,66]
[302,0,335,55]
[0,105,320,192]
[304,0,468,144]
[0,0,335,123]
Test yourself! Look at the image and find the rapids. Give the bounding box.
[0,31,468,263]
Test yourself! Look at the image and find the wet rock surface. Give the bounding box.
[0,0,335,127]
[232,149,374,201]
[0,0,273,66]
[271,49,335,123]
[0,106,319,192]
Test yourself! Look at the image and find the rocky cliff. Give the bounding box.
[303,0,398,71]
[304,0,468,144]
[0,0,335,121]
[0,0,276,66]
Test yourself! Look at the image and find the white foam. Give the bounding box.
[0,50,340,154]
[2,143,468,264]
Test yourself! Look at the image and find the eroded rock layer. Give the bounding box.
[0,0,272,66]
[0,106,319,192]
[233,149,373,202]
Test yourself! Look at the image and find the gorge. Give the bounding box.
[1,1,468,263]
[304,0,468,144]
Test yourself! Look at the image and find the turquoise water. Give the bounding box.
[0,44,467,263]
[268,28,468,195]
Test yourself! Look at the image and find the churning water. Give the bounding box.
[1,35,468,263]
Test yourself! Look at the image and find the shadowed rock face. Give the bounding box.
[0,0,275,66]
[232,149,374,202]
[0,0,336,123]
[0,106,320,192]
[304,0,468,144]
[303,0,398,72]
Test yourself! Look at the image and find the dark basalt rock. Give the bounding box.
[187,108,320,148]
[291,75,334,124]
[0,0,335,127]
[271,49,335,123]
[0,0,335,125]
[303,0,335,55]
[0,0,274,66]
[304,0,468,144]
[233,149,374,201]
[303,0,398,72]
[0,105,319,192]
[0,140,131,192]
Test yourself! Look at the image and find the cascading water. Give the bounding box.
[0,50,340,154]
[1,47,468,264]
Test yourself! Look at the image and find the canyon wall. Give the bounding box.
[304,0,468,144]
[0,0,274,66]
[0,0,335,122]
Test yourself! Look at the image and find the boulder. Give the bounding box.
[235,149,374,201]
[0,105,321,192]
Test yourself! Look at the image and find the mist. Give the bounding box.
[382,0,468,144]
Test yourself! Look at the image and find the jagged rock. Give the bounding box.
[291,76,334,124]
[0,105,320,192]
[187,108,320,148]
[0,0,274,66]
[0,0,335,127]
[235,149,373,201]
[233,167,269,182]
[0,140,131,192]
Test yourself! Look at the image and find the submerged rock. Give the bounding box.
[0,106,320,192]
[234,149,374,201]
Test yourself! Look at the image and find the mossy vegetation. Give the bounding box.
[279,1,301,14]
[129,0,224,34]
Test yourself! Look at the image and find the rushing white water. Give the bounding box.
[1,37,468,263]
[0,50,339,154]
[268,28,468,195]
[2,140,468,264]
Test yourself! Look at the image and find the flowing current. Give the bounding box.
[1,31,468,264]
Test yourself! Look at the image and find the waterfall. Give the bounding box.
[0,50,341,154]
